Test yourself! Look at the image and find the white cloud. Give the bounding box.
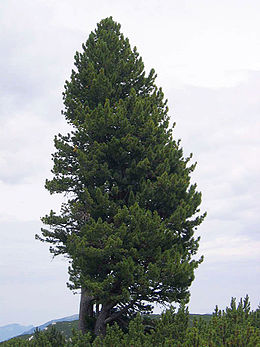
[201,235,260,260]
[0,110,68,221]
[0,180,63,222]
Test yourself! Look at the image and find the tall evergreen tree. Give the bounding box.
[37,17,206,336]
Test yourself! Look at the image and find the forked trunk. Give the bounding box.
[94,303,114,336]
[78,287,94,334]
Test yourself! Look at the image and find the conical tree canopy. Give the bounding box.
[38,17,206,336]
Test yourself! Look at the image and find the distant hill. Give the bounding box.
[189,313,212,325]
[21,314,79,335]
[0,314,78,342]
[21,319,79,340]
[0,324,33,342]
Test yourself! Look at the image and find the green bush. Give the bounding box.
[1,296,259,346]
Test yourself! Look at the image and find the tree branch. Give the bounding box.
[104,300,136,324]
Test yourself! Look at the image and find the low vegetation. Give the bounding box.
[1,296,259,346]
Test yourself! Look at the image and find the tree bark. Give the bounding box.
[96,303,100,316]
[78,287,94,334]
[94,300,136,336]
[94,303,114,336]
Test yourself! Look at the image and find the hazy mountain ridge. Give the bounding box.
[0,324,33,342]
[0,314,78,342]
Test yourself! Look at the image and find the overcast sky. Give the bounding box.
[0,0,259,327]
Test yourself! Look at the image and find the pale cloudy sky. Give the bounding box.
[0,0,259,326]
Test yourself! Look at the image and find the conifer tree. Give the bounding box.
[37,17,206,336]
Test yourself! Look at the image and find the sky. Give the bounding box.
[0,0,259,326]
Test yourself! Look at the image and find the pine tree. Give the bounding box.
[37,17,206,336]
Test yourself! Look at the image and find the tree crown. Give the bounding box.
[37,17,206,327]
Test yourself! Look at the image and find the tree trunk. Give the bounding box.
[94,303,114,336]
[78,287,94,334]
[96,303,100,316]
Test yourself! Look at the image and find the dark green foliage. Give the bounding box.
[191,295,260,346]
[2,297,259,346]
[0,338,31,347]
[37,16,205,333]
[189,313,212,326]
[251,305,260,329]
[32,326,65,347]
[67,329,93,347]
[148,303,189,345]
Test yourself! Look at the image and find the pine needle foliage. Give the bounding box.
[36,17,206,334]
[2,297,260,346]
